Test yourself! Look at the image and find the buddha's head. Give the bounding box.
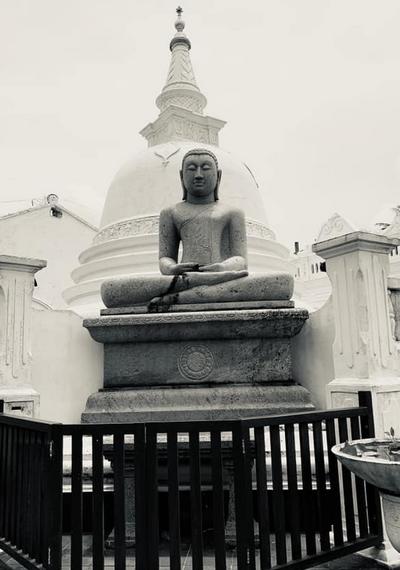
[180,149,222,201]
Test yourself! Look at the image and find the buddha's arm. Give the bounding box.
[159,208,198,275]
[199,209,248,272]
[159,208,179,274]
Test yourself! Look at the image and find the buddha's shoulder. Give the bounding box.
[159,205,177,219]
[217,203,245,219]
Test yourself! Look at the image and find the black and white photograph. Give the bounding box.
[1,2,400,568]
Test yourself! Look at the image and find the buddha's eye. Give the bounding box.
[186,164,197,170]
[202,164,211,170]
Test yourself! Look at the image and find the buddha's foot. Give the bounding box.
[148,293,180,311]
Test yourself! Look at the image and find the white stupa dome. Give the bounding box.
[63,9,292,316]
[99,142,270,236]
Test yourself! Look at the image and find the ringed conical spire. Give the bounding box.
[140,7,226,147]
[156,7,207,114]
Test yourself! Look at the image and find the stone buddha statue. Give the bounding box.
[101,148,293,309]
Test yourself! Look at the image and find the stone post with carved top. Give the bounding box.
[314,232,400,431]
[0,255,46,417]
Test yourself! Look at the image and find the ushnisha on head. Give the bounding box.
[180,148,222,201]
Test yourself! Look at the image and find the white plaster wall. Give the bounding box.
[31,306,103,423]
[0,208,95,308]
[292,297,335,409]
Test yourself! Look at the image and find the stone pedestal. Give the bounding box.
[82,306,314,422]
[0,255,46,418]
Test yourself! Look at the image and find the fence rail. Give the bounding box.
[0,394,383,570]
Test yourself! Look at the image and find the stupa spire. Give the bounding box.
[140,7,226,147]
[156,7,207,114]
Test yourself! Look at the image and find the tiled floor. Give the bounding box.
[0,540,396,570]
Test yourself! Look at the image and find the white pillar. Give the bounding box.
[0,255,46,417]
[313,232,400,437]
[314,232,400,567]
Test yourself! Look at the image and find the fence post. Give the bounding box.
[46,424,63,570]
[0,400,3,413]
[358,391,383,541]
[358,391,375,438]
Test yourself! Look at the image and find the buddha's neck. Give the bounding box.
[186,195,215,205]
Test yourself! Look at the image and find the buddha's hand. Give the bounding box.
[170,262,200,274]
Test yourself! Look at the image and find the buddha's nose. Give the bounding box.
[194,167,203,178]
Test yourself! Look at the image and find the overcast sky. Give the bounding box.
[2,0,400,249]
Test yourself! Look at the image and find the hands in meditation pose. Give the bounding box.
[101,148,293,309]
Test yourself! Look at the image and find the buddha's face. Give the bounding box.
[181,153,220,199]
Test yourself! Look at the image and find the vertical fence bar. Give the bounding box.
[32,432,42,562]
[135,426,147,570]
[325,418,344,546]
[5,426,13,545]
[71,433,83,570]
[146,428,159,570]
[285,423,301,560]
[189,430,203,570]
[0,424,7,537]
[358,392,375,438]
[27,430,35,557]
[21,429,30,554]
[313,420,331,551]
[92,433,105,570]
[167,430,181,570]
[39,432,48,566]
[210,430,226,570]
[243,428,256,570]
[299,421,316,555]
[9,427,18,548]
[338,417,356,542]
[47,425,63,570]
[15,427,24,550]
[112,432,126,570]
[233,424,248,570]
[270,424,287,565]
[254,426,271,570]
[350,415,369,538]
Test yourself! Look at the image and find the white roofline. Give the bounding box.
[0,203,98,232]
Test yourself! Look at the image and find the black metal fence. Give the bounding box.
[0,399,383,570]
[0,413,63,569]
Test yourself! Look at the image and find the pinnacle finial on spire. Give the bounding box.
[175,7,185,32]
[170,6,190,51]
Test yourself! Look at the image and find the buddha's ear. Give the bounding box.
[180,170,187,200]
[214,169,222,201]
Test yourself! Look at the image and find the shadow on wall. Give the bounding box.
[292,296,335,410]
[31,307,103,423]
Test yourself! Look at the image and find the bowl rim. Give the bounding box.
[332,437,400,466]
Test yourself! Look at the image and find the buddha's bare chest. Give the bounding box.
[176,209,227,239]
[173,206,229,262]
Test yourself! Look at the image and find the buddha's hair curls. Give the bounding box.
[181,148,220,201]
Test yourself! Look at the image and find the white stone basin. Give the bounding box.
[332,438,400,552]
